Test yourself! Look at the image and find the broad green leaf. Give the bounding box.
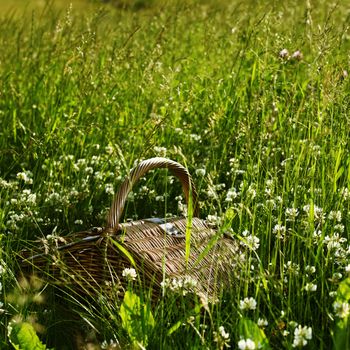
[338,278,350,301]
[119,291,154,347]
[8,321,46,350]
[239,318,271,350]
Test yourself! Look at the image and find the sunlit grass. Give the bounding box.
[1,0,350,348]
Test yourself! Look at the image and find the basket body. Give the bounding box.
[21,158,242,299]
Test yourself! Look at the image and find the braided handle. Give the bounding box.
[106,157,199,233]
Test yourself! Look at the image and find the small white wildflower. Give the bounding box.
[0,281,2,292]
[334,224,345,233]
[345,264,350,275]
[122,268,137,281]
[154,146,167,156]
[74,220,83,225]
[286,207,299,220]
[333,301,350,319]
[279,48,289,59]
[247,186,257,199]
[304,283,317,292]
[333,272,343,280]
[225,188,239,202]
[273,224,286,238]
[16,172,33,184]
[305,265,316,274]
[340,187,350,200]
[240,233,260,251]
[85,166,94,175]
[239,297,257,311]
[291,50,303,60]
[238,338,256,350]
[195,168,206,177]
[213,325,231,348]
[257,318,268,327]
[292,325,312,348]
[101,339,119,349]
[105,183,114,195]
[328,210,342,222]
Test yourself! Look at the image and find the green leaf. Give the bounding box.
[8,321,47,350]
[338,278,350,301]
[239,318,271,350]
[167,320,182,336]
[119,291,155,347]
[110,238,136,268]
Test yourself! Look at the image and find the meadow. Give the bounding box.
[1,0,350,348]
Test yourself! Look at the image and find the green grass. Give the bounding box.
[1,0,350,348]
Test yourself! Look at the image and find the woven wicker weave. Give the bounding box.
[22,158,242,298]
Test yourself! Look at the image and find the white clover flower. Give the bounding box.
[291,50,303,60]
[334,224,345,233]
[279,48,289,59]
[161,276,197,296]
[333,301,350,319]
[240,232,260,251]
[292,325,312,348]
[122,268,137,281]
[16,172,33,184]
[257,318,268,327]
[105,183,115,195]
[247,186,257,199]
[218,326,230,339]
[238,338,256,350]
[273,224,286,238]
[85,166,94,175]
[304,283,317,292]
[239,297,257,311]
[225,188,239,202]
[213,326,231,348]
[154,146,167,156]
[328,210,342,222]
[340,187,350,200]
[305,265,316,274]
[195,168,206,177]
[286,207,299,220]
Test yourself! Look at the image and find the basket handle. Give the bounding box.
[106,157,199,233]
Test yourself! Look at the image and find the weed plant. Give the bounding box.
[1,0,350,348]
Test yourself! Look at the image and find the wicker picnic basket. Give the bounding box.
[21,157,242,298]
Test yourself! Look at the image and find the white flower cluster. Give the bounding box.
[333,301,350,319]
[241,230,260,251]
[292,325,312,348]
[161,276,198,296]
[239,297,257,311]
[238,338,256,350]
[213,326,230,348]
[122,268,137,281]
[16,171,33,184]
